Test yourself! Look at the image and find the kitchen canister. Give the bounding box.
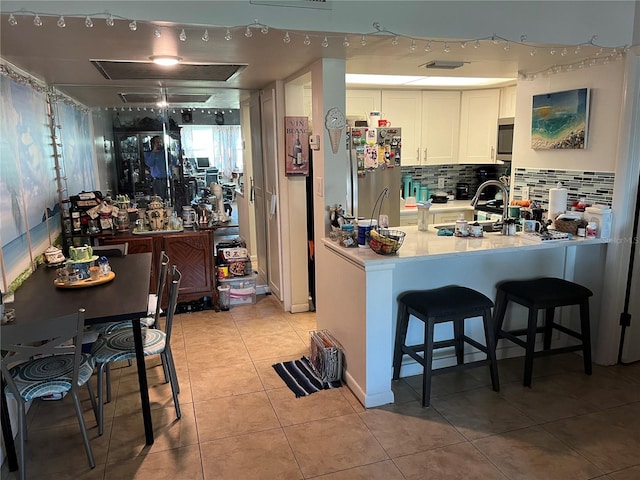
[357,219,377,247]
[549,182,568,219]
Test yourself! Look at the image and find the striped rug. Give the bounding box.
[272,356,342,397]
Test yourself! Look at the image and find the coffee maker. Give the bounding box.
[455,183,470,200]
[475,166,500,200]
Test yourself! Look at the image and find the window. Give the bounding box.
[181,125,243,179]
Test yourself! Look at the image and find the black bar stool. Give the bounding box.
[493,277,593,387]
[393,285,500,407]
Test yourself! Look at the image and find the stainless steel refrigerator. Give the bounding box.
[346,127,402,226]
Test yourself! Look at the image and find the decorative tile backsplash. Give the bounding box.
[401,164,615,213]
[513,168,615,210]
[401,164,510,195]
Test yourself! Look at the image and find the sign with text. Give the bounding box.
[285,116,309,176]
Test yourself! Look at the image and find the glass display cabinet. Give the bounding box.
[114,131,182,201]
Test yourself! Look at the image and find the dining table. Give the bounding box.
[1,252,156,471]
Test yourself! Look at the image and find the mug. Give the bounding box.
[522,219,542,233]
[508,205,521,219]
[469,224,483,237]
[378,119,390,127]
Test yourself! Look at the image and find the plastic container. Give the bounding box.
[454,215,469,237]
[218,273,257,305]
[357,219,377,247]
[217,285,231,311]
[417,202,431,231]
[339,224,357,247]
[584,206,612,239]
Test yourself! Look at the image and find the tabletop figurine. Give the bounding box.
[145,195,168,231]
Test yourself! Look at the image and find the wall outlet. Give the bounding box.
[437,177,445,189]
[522,186,530,200]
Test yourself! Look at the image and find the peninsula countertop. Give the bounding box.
[323,226,609,267]
[400,199,475,213]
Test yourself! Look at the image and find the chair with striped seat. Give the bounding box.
[91,267,182,435]
[1,309,97,480]
[92,252,169,336]
[146,251,171,325]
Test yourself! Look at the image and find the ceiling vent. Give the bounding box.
[118,93,212,104]
[250,0,331,9]
[422,61,466,70]
[91,60,246,82]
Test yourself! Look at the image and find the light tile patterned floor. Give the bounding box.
[2,295,640,479]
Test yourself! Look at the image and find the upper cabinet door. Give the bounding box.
[421,91,461,165]
[346,89,381,118]
[381,90,422,165]
[458,89,500,164]
[499,86,517,118]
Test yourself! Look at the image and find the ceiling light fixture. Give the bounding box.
[149,55,182,66]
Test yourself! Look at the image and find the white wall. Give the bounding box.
[512,57,638,364]
[513,62,625,173]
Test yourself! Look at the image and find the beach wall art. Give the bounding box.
[531,88,590,150]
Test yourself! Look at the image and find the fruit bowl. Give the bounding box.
[367,229,406,255]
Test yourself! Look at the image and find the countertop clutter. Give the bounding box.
[323,224,609,267]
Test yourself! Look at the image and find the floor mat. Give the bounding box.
[272,356,342,397]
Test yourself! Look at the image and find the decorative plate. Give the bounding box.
[66,255,99,264]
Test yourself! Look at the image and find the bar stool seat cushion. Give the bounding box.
[400,286,494,319]
[498,278,592,306]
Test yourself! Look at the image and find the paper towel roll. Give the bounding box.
[549,184,568,218]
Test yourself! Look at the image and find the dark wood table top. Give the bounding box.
[11,253,152,325]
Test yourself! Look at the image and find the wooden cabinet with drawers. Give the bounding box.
[101,230,214,306]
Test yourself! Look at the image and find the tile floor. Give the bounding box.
[2,294,640,479]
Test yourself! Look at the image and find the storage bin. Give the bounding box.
[309,330,343,383]
[218,273,257,306]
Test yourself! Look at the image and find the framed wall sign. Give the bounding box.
[285,116,309,176]
[531,88,590,150]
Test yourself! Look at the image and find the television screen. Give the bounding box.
[196,157,210,169]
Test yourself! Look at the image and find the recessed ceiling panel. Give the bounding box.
[91,60,246,82]
[119,93,212,104]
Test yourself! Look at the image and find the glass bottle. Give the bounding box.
[293,135,303,166]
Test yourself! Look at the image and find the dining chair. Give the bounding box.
[1,309,97,480]
[146,251,170,319]
[91,266,182,435]
[89,252,170,404]
[92,242,129,257]
[93,251,169,335]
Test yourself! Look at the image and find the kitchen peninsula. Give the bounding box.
[316,227,609,408]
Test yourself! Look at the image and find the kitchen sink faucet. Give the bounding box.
[470,180,510,233]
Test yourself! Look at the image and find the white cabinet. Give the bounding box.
[381,90,460,166]
[499,85,517,118]
[381,90,422,164]
[458,89,500,164]
[421,91,460,165]
[346,89,381,118]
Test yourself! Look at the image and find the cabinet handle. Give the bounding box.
[416,148,420,162]
[491,146,495,160]
[424,148,428,162]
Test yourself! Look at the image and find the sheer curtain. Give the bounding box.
[181,125,242,179]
